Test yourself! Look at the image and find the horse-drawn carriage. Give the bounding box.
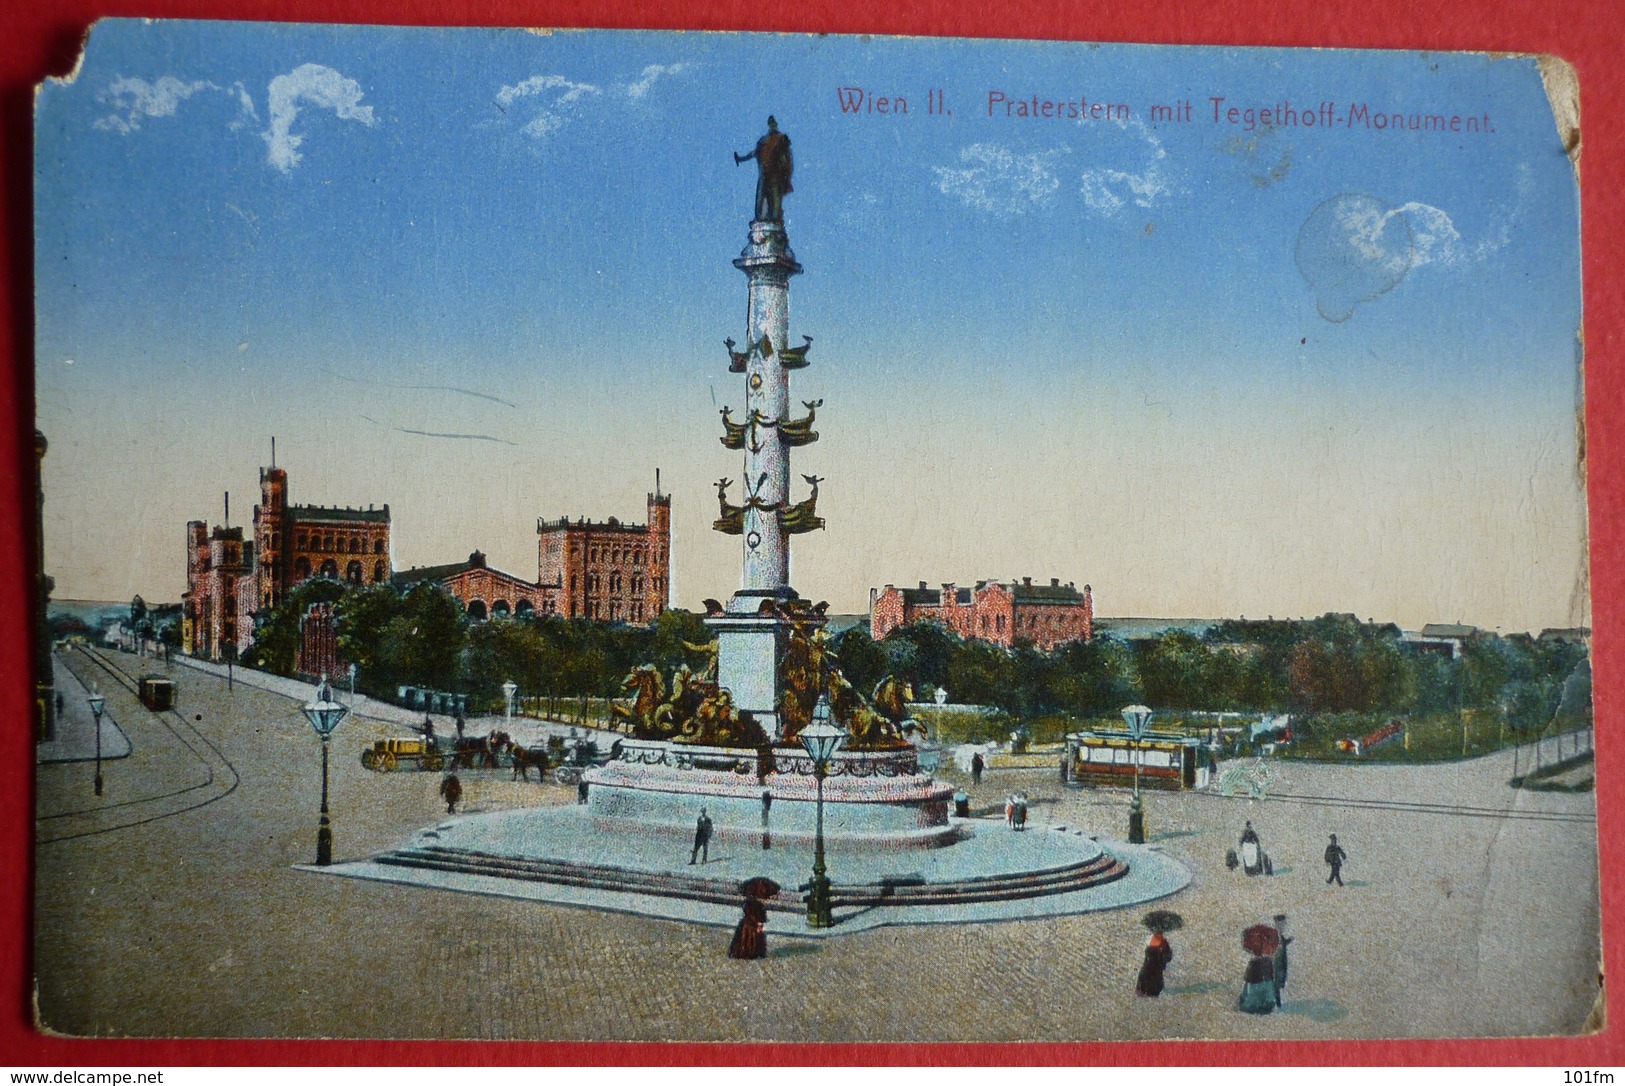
[359,729,615,781]
[360,736,446,772]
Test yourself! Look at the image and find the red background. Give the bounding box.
[3,0,1621,1067]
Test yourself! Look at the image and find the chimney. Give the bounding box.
[919,581,927,591]
[1023,576,1032,587]
[1051,578,1059,587]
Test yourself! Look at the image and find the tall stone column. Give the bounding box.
[733,220,801,591]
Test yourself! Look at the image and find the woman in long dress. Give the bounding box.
[728,896,768,960]
[1136,932,1173,997]
[1238,954,1276,1014]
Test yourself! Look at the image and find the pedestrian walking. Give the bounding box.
[1239,924,1280,1015]
[971,751,985,785]
[730,877,778,960]
[689,807,714,865]
[55,691,64,717]
[1004,794,1015,828]
[1271,914,1292,1007]
[1324,833,1348,885]
[439,773,463,815]
[454,711,466,743]
[1012,792,1028,831]
[1137,911,1182,997]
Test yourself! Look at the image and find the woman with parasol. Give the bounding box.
[1137,910,1182,997]
[729,876,779,960]
[1238,923,1280,1014]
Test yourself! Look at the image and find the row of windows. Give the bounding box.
[568,539,654,566]
[294,532,387,555]
[292,557,388,584]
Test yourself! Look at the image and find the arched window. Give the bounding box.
[515,600,534,616]
[320,558,339,579]
[492,600,510,618]
[295,557,311,579]
[296,533,307,550]
[349,538,360,554]
[373,561,386,583]
[374,539,386,554]
[323,534,335,551]
[346,561,363,585]
[467,600,487,621]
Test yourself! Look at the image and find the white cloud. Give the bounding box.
[494,74,600,140]
[262,63,377,173]
[1077,117,1172,218]
[934,144,1065,216]
[621,63,690,100]
[94,75,211,133]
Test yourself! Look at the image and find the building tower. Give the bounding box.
[706,117,824,738]
[645,473,671,616]
[255,462,289,612]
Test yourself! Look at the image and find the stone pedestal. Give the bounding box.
[584,739,960,850]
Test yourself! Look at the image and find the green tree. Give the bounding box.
[243,578,347,676]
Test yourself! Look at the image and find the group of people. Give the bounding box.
[1226,822,1351,886]
[1003,792,1029,830]
[1135,913,1295,1013]
[1136,822,1353,1012]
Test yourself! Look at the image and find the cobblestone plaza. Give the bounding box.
[33,648,1600,1043]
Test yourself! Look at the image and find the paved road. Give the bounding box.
[32,647,1601,1042]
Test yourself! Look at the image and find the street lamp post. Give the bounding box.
[301,674,351,866]
[348,662,357,702]
[87,690,106,797]
[502,680,518,731]
[799,697,847,929]
[1122,704,1153,844]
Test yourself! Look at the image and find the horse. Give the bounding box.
[509,743,551,782]
[452,735,495,769]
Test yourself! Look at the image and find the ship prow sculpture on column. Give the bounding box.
[584,115,960,850]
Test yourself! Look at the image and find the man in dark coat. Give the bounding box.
[1271,914,1292,1007]
[689,807,714,865]
[734,117,793,222]
[439,773,462,815]
[1325,833,1348,885]
[971,751,985,785]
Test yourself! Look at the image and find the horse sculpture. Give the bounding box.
[612,664,666,738]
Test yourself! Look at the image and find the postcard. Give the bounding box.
[31,20,1595,1043]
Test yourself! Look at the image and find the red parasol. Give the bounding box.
[1242,923,1281,956]
[738,876,782,900]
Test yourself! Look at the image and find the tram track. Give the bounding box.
[1206,785,1594,824]
[36,649,241,845]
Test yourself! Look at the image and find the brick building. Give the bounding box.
[395,484,672,623]
[183,463,392,662]
[253,466,392,610]
[182,523,258,660]
[870,577,1093,651]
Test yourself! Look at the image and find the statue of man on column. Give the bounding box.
[734,116,793,222]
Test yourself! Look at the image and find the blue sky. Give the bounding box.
[35,21,1586,631]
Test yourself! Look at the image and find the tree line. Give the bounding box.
[226,584,1587,737]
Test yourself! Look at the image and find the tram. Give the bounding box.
[1063,729,1211,791]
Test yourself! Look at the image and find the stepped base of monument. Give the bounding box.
[308,805,1193,936]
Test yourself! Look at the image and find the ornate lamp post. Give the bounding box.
[1122,704,1153,844]
[502,680,518,730]
[301,675,351,865]
[799,697,847,929]
[87,690,105,797]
